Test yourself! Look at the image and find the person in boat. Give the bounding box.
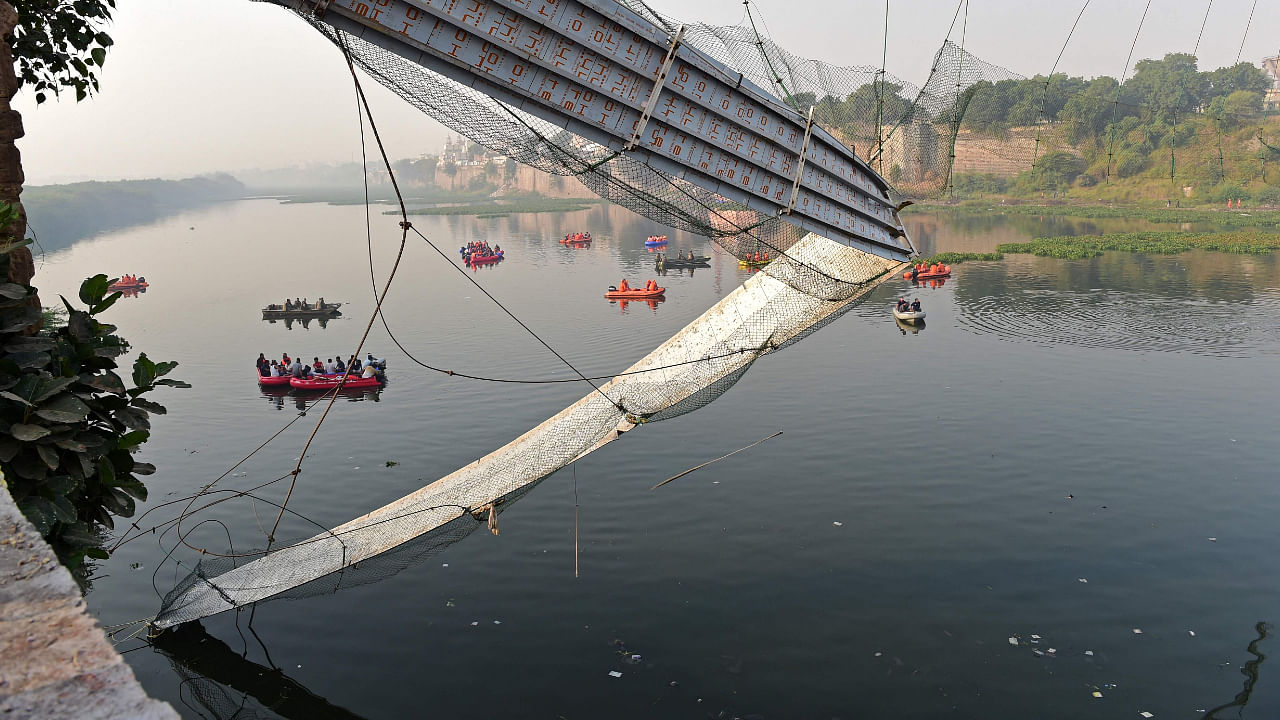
[312,357,324,374]
[335,355,346,373]
[269,361,282,377]
[762,252,769,261]
[256,353,269,376]
[317,297,325,309]
[645,279,657,291]
[618,278,631,292]
[290,358,305,378]
[910,298,922,312]
[324,358,337,374]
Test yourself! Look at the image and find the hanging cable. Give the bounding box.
[1105,0,1153,182]
[1031,0,1091,173]
[946,0,969,201]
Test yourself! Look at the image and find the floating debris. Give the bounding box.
[1208,537,1217,542]
[1032,649,1045,657]
[494,620,502,625]
[1188,630,1196,637]
[608,670,623,678]
[1008,637,1019,646]
[385,460,399,467]
[1084,650,1094,656]
[1031,634,1041,640]
[1140,712,1154,718]
[1133,628,1143,634]
[1092,691,1103,698]
[1047,648,1057,655]
[1078,578,1089,583]
[832,521,843,527]
[470,621,479,626]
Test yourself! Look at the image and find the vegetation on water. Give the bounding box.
[916,251,1004,265]
[0,269,187,575]
[909,202,1280,228]
[998,231,1280,260]
[392,195,607,217]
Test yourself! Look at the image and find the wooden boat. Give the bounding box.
[289,374,384,391]
[605,285,665,300]
[657,254,710,269]
[262,303,342,320]
[893,307,926,324]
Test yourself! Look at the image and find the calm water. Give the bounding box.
[35,201,1280,719]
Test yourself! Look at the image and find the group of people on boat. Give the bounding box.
[561,232,592,243]
[115,274,145,286]
[907,262,949,280]
[462,241,502,262]
[257,352,386,380]
[666,250,704,262]
[646,235,668,244]
[275,297,328,311]
[896,297,922,313]
[615,278,660,293]
[746,251,770,263]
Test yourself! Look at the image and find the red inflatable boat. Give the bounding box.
[466,252,505,265]
[904,264,951,280]
[289,375,383,391]
[257,374,292,387]
[604,286,665,300]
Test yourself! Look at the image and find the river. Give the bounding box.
[32,200,1280,719]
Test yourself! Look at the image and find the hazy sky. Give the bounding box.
[13,0,1278,185]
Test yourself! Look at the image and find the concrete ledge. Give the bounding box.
[0,483,177,719]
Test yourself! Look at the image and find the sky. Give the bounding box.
[13,0,1279,185]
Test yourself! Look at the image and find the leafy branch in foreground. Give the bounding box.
[0,273,188,572]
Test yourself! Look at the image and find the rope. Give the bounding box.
[744,1,799,112]
[874,0,889,174]
[1105,0,1153,182]
[1031,0,1091,172]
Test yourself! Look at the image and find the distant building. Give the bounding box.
[1264,53,1280,112]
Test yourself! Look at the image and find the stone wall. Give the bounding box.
[0,485,177,719]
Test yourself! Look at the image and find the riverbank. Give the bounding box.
[0,484,176,718]
[907,201,1280,228]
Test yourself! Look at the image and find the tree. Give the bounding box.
[1123,54,1201,124]
[8,0,116,104]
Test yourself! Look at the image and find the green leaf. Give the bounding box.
[115,477,148,501]
[34,443,59,470]
[0,283,28,299]
[78,274,110,306]
[7,351,50,369]
[33,376,76,403]
[0,390,34,407]
[131,353,156,388]
[116,430,148,450]
[77,370,126,394]
[0,435,17,462]
[154,361,178,377]
[131,462,155,476]
[102,487,134,516]
[90,291,121,315]
[114,406,150,432]
[90,48,106,66]
[84,547,109,560]
[34,393,90,423]
[49,494,77,523]
[130,397,165,414]
[154,378,192,388]
[10,423,51,441]
[42,474,76,496]
[95,32,114,47]
[5,336,54,353]
[97,457,116,487]
[17,497,55,534]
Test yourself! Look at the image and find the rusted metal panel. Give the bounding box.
[280,0,910,259]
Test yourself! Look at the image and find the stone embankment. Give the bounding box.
[0,485,177,719]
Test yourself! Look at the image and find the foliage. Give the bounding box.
[997,230,1280,259]
[0,273,188,571]
[9,0,116,104]
[918,202,1280,227]
[918,251,1003,265]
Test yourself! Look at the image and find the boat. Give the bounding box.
[257,374,292,387]
[904,265,951,280]
[893,307,926,323]
[109,279,148,292]
[560,232,592,244]
[657,254,710,269]
[604,285,665,300]
[738,258,770,268]
[289,374,384,391]
[466,251,505,265]
[643,235,668,246]
[262,303,342,320]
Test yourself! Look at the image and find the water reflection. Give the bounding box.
[1204,621,1271,719]
[152,620,366,720]
[264,316,337,331]
[609,297,663,314]
[896,317,925,335]
[259,386,382,411]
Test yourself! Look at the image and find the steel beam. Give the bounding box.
[274,0,910,260]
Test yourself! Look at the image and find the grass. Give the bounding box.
[911,203,1280,228]
[997,231,1280,259]
[392,196,607,217]
[916,251,1004,265]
